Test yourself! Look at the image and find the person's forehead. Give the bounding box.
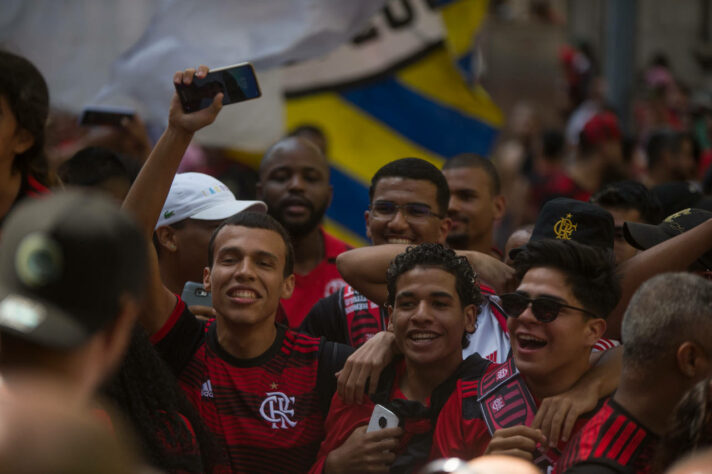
[395,266,457,295]
[214,225,286,258]
[443,166,492,192]
[262,139,327,173]
[517,266,574,300]
[372,177,438,205]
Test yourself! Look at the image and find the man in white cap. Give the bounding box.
[153,172,266,296]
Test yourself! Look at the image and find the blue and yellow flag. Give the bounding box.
[284,0,502,246]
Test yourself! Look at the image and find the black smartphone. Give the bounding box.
[175,62,261,113]
[78,106,136,127]
[181,281,212,307]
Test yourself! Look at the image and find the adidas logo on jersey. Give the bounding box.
[201,379,214,398]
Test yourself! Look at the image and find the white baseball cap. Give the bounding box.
[155,173,267,229]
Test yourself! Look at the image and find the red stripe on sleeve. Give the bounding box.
[150,296,186,344]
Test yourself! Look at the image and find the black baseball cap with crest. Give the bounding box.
[0,191,148,349]
[624,208,712,270]
[510,198,614,259]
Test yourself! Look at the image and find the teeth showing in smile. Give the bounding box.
[388,238,412,244]
[409,332,437,341]
[517,334,546,348]
[230,289,257,299]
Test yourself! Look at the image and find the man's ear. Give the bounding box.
[676,342,709,379]
[155,226,178,253]
[463,304,477,333]
[438,217,453,244]
[364,210,372,241]
[12,128,34,155]
[585,318,607,346]
[203,266,212,292]
[492,195,507,221]
[387,304,395,332]
[281,273,296,300]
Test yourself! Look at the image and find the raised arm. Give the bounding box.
[605,217,712,339]
[336,245,516,306]
[122,66,223,335]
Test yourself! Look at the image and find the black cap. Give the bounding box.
[0,191,148,349]
[624,208,712,270]
[510,198,614,260]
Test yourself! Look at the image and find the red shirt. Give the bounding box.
[281,229,350,328]
[554,398,658,474]
[432,359,598,471]
[309,362,430,474]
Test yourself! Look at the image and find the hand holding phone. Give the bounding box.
[175,62,261,113]
[366,404,399,432]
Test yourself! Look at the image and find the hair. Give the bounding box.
[442,153,501,195]
[513,239,620,319]
[0,50,50,184]
[207,211,294,276]
[646,129,678,169]
[288,124,326,142]
[590,180,664,224]
[386,243,482,348]
[102,326,225,472]
[369,158,450,216]
[58,147,133,187]
[386,243,482,309]
[621,273,712,370]
[653,377,712,472]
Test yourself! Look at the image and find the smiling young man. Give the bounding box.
[257,137,350,328]
[310,243,489,473]
[123,66,352,473]
[431,239,620,471]
[300,158,454,348]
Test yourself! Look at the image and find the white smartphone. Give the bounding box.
[366,404,399,432]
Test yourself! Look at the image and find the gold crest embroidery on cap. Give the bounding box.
[664,208,691,233]
[554,213,578,240]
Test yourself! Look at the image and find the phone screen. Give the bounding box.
[175,63,261,112]
[79,107,135,127]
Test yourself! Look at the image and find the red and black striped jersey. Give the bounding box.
[152,299,352,473]
[300,284,388,348]
[432,359,599,471]
[554,398,658,474]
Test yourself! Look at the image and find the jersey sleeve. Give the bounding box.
[316,340,355,414]
[152,298,205,376]
[300,290,348,344]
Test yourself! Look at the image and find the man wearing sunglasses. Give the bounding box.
[431,239,619,471]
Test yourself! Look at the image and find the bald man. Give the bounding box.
[257,136,350,327]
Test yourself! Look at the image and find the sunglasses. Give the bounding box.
[370,200,443,221]
[498,293,599,323]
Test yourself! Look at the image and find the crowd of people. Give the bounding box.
[0,39,712,474]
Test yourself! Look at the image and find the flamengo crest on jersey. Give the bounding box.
[259,391,297,429]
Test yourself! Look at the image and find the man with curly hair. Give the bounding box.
[310,243,491,473]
